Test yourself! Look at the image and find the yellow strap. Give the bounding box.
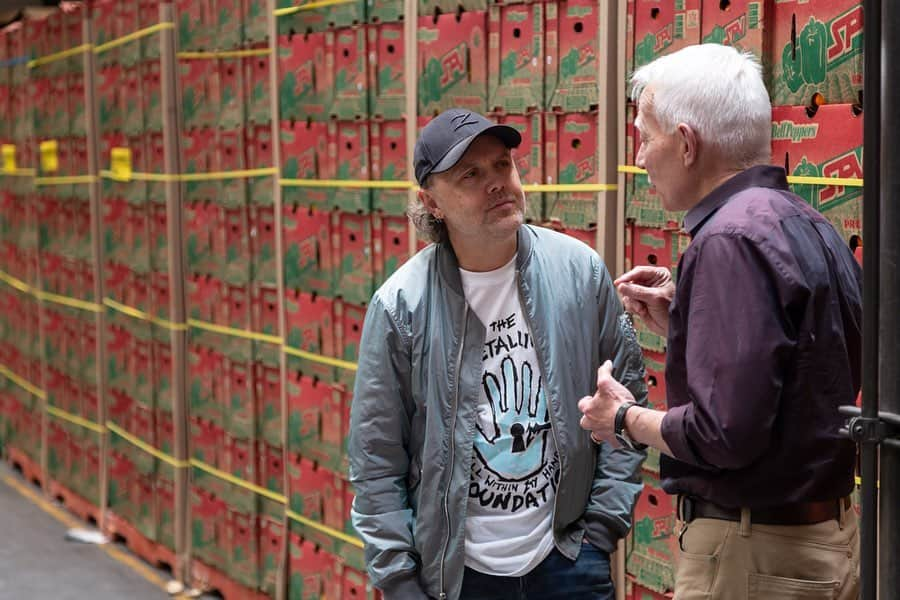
[0,168,36,177]
[274,0,357,16]
[94,22,175,54]
[177,49,272,59]
[188,318,283,345]
[286,509,364,548]
[279,178,414,189]
[107,421,191,468]
[46,406,105,434]
[179,167,277,182]
[2,144,16,172]
[27,43,93,69]
[616,165,865,188]
[100,168,276,182]
[103,297,188,331]
[522,183,618,192]
[282,344,358,371]
[35,290,103,313]
[100,169,168,182]
[35,175,98,186]
[190,459,287,504]
[0,364,46,400]
[0,269,102,312]
[0,269,33,295]
[787,175,864,187]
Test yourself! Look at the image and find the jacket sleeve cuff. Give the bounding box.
[661,403,696,465]
[378,570,429,600]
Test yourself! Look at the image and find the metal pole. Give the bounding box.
[860,0,881,597]
[878,0,900,593]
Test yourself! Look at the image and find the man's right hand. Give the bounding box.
[614,266,675,338]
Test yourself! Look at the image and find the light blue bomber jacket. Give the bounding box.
[349,225,648,600]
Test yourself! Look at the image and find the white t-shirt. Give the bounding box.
[459,255,559,577]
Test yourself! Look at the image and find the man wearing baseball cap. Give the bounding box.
[348,109,647,599]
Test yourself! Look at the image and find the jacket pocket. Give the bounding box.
[748,572,838,599]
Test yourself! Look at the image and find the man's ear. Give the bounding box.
[418,187,442,218]
[677,123,698,168]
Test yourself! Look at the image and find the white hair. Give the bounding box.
[631,44,771,168]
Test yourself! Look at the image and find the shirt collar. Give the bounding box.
[682,165,790,236]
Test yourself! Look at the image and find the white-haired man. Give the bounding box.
[579,44,862,599]
[348,109,649,599]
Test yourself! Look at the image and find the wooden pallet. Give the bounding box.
[8,446,43,489]
[47,479,102,527]
[191,558,271,600]
[104,511,177,574]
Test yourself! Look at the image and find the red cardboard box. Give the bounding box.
[373,212,411,287]
[332,212,374,305]
[488,2,544,114]
[249,203,276,284]
[330,120,372,213]
[286,369,329,451]
[545,0,602,112]
[243,47,271,126]
[631,226,673,269]
[768,1,863,106]
[544,112,599,228]
[700,0,765,56]
[369,119,409,216]
[417,11,488,115]
[254,360,283,448]
[283,291,336,384]
[771,104,863,244]
[277,29,333,121]
[225,359,256,439]
[330,27,367,120]
[188,346,227,427]
[279,119,332,208]
[367,23,405,120]
[288,532,336,599]
[180,58,220,130]
[632,0,700,71]
[628,471,678,593]
[282,202,335,295]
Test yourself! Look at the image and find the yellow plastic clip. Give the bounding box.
[2,144,16,173]
[40,140,59,173]
[110,147,133,182]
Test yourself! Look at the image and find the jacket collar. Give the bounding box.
[435,225,536,296]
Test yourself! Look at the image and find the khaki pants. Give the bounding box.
[674,504,859,600]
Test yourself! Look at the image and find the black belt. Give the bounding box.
[678,496,851,526]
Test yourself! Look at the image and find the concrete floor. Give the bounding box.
[0,460,178,599]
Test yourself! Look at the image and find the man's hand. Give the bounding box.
[614,266,675,338]
[578,360,637,446]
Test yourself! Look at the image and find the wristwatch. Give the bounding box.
[614,401,647,451]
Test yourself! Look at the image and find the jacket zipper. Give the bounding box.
[515,270,563,548]
[439,304,468,600]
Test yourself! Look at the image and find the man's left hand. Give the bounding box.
[578,360,636,446]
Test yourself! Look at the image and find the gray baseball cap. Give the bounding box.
[414,109,521,186]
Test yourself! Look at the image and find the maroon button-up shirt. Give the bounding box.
[659,165,862,508]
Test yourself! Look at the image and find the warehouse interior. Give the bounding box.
[0,0,896,598]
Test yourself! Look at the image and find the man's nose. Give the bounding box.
[635,143,646,169]
[486,172,505,194]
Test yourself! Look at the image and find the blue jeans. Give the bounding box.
[459,542,614,600]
